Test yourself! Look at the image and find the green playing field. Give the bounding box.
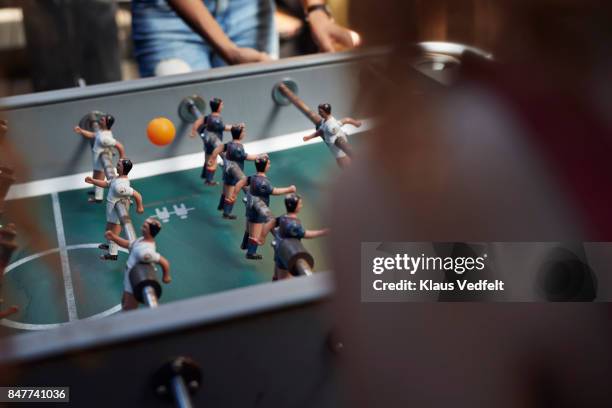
[0,142,338,332]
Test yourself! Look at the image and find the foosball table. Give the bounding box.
[0,46,458,406]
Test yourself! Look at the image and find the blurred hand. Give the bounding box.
[308,10,361,52]
[85,176,94,184]
[104,230,114,240]
[289,185,297,193]
[226,47,272,65]
[163,274,172,284]
[74,126,83,135]
[137,205,145,214]
[276,10,303,39]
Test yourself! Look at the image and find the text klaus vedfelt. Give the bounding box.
[371,254,504,292]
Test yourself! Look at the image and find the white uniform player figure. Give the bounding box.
[105,218,171,311]
[74,114,126,202]
[302,103,362,168]
[85,158,144,260]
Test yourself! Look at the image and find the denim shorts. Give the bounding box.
[132,0,279,77]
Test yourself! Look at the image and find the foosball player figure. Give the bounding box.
[85,158,145,260]
[209,124,258,219]
[302,103,362,168]
[260,193,329,279]
[105,217,170,311]
[233,155,296,260]
[190,97,233,186]
[74,114,126,202]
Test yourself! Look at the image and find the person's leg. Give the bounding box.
[329,143,351,168]
[259,218,276,243]
[98,221,116,250]
[101,201,124,260]
[219,183,230,211]
[108,224,122,257]
[202,152,211,180]
[131,0,213,76]
[247,222,264,259]
[210,0,279,67]
[335,136,354,158]
[122,269,138,310]
[223,186,237,218]
[91,166,105,202]
[241,217,250,249]
[204,152,219,185]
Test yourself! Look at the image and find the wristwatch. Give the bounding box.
[306,4,332,19]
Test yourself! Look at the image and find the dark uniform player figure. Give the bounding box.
[190,97,233,186]
[261,193,329,279]
[209,124,258,219]
[234,155,296,259]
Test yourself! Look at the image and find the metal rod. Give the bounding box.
[114,197,137,243]
[171,375,193,408]
[99,151,137,243]
[295,258,313,277]
[93,120,138,245]
[143,286,159,308]
[277,83,322,126]
[188,100,203,119]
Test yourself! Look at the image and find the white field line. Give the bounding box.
[51,192,78,321]
[1,243,127,330]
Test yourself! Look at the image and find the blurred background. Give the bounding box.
[0,0,352,97]
[0,0,540,98]
[3,1,612,405]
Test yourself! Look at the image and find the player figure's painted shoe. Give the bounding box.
[222,213,237,220]
[88,198,103,203]
[98,243,109,250]
[205,181,219,186]
[246,253,263,260]
[100,254,118,261]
